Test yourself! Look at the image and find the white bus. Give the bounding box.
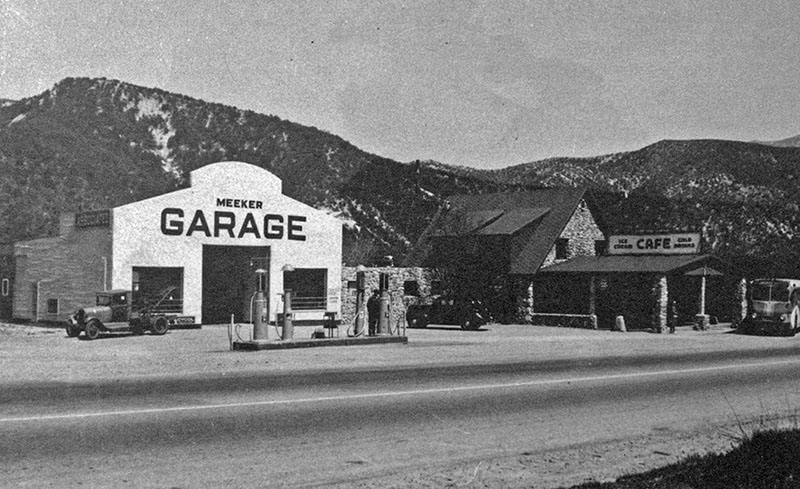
[741,278,800,336]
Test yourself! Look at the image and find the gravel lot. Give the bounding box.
[1,320,797,385]
[3,321,799,488]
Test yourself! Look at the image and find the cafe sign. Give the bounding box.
[608,233,700,255]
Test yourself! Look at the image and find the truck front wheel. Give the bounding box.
[150,317,169,336]
[84,319,101,340]
[65,322,81,338]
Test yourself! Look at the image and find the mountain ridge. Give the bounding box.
[752,134,800,148]
[2,77,799,274]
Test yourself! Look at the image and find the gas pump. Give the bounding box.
[352,266,366,336]
[377,272,390,335]
[252,269,269,340]
[282,288,294,340]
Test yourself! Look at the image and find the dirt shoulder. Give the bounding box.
[331,417,789,489]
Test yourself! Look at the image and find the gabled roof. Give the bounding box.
[475,207,550,235]
[435,209,505,236]
[404,188,595,274]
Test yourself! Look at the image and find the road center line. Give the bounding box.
[4,358,800,424]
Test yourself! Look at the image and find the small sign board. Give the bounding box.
[608,233,700,255]
[168,316,196,326]
[75,209,110,228]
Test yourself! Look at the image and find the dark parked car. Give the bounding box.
[406,295,491,330]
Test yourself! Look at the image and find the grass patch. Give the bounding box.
[571,428,800,488]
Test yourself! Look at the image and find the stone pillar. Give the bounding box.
[512,276,534,324]
[652,275,668,333]
[738,278,748,323]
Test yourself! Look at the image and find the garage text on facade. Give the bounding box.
[160,207,307,240]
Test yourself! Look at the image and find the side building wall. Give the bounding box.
[12,214,112,322]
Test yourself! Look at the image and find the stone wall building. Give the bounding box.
[403,188,605,323]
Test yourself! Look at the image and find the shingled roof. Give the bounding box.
[404,188,595,274]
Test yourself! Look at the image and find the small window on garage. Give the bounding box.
[46,298,59,315]
[404,280,420,296]
[283,268,328,310]
[555,238,569,260]
[1,278,8,296]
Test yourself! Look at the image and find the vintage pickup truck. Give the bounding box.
[65,287,194,340]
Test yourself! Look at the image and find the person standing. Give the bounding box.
[669,298,679,333]
[367,289,380,335]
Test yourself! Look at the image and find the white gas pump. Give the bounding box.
[252,269,269,340]
[281,288,294,340]
[377,272,390,335]
[352,265,366,336]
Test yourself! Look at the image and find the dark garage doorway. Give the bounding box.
[202,245,270,324]
[132,267,184,313]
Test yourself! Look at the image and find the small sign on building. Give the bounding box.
[75,209,110,228]
[608,233,700,255]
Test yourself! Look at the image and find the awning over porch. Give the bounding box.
[539,254,726,275]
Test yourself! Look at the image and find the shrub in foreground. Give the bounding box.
[572,429,800,489]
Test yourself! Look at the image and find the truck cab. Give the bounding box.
[96,290,133,324]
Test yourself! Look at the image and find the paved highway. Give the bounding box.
[3,347,800,487]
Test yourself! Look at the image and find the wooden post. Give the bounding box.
[695,271,710,330]
[699,275,707,316]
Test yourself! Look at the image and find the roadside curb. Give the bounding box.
[232,335,408,350]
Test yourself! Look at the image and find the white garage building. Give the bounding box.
[8,161,343,326]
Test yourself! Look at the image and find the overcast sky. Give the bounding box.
[1,0,798,168]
